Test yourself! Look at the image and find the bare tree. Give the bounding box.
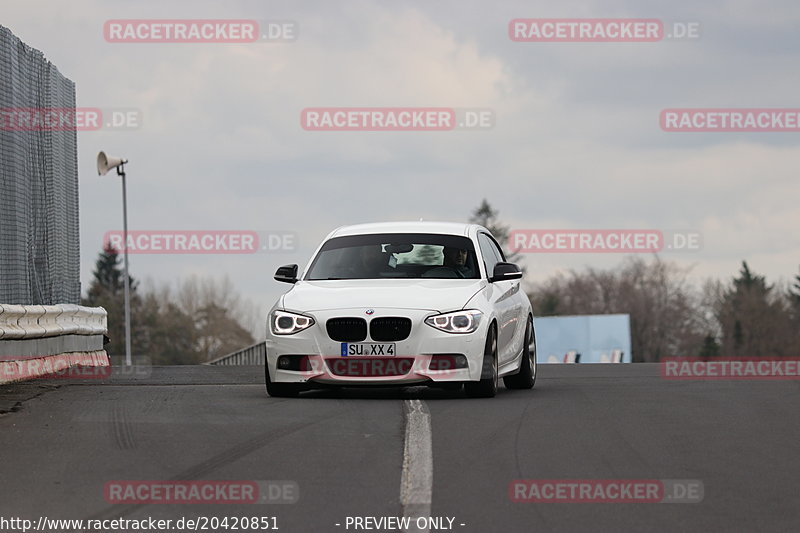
[528,258,799,361]
[527,257,708,362]
[173,275,261,338]
[139,274,259,362]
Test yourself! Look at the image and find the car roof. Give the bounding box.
[328,221,483,238]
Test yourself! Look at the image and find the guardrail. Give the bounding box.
[0,304,107,339]
[207,342,265,365]
[1,303,109,384]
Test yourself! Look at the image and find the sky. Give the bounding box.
[3,0,800,334]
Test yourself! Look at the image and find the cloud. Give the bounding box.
[1,0,798,317]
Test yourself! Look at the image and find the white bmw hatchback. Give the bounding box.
[264,221,536,398]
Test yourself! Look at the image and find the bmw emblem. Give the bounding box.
[365,309,375,315]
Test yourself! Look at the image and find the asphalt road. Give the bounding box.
[1,364,799,533]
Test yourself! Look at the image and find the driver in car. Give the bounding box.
[442,246,471,277]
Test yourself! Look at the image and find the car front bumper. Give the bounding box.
[266,307,487,386]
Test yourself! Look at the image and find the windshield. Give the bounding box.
[305,233,481,280]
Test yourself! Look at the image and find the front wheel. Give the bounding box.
[465,325,498,398]
[503,316,536,390]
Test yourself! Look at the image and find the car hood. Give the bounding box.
[282,279,487,312]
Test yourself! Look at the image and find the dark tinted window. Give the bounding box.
[306,233,480,280]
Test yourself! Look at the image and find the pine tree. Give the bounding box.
[717,261,793,357]
[83,245,139,356]
[790,266,800,321]
[469,199,509,244]
[732,261,770,294]
[469,199,520,263]
[85,244,133,299]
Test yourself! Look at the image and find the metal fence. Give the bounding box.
[0,25,80,305]
[207,341,266,365]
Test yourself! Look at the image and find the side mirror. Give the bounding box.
[490,262,522,282]
[274,264,299,284]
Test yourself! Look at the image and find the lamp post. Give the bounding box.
[97,151,131,366]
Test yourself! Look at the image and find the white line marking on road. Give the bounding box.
[401,399,433,533]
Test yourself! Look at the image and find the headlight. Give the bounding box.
[425,310,482,334]
[271,310,315,335]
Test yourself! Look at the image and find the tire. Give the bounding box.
[265,362,302,398]
[465,325,498,398]
[503,316,536,390]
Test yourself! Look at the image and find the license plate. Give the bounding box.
[341,343,396,357]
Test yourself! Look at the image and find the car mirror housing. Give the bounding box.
[275,264,299,284]
[490,262,522,282]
